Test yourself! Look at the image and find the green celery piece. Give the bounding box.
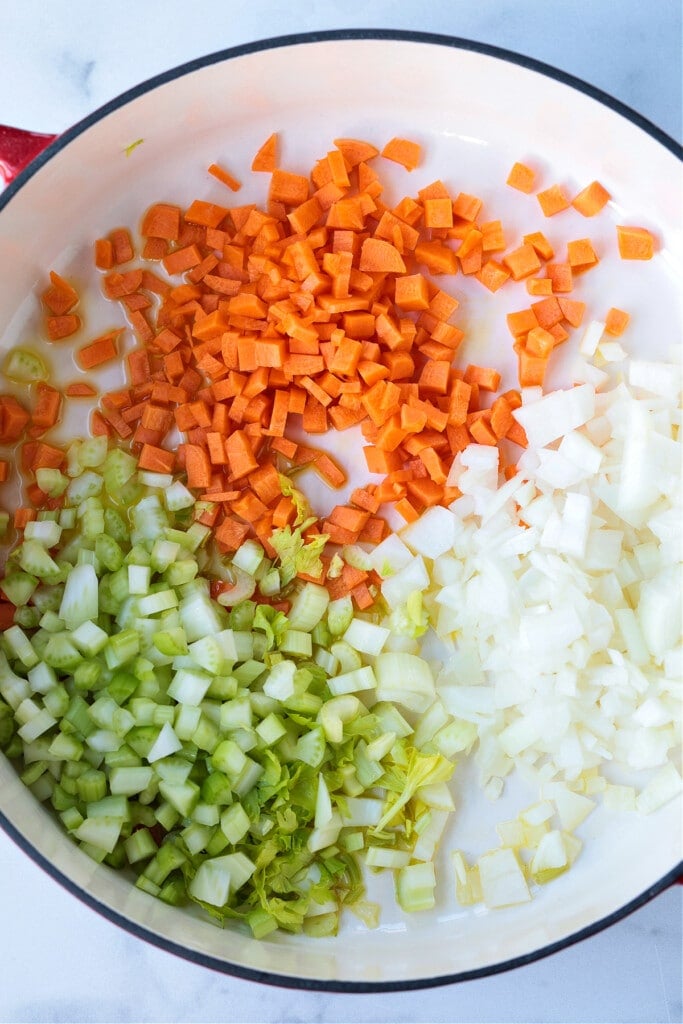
[95,534,124,572]
[79,436,109,469]
[1,572,39,607]
[66,471,103,506]
[106,671,139,705]
[103,508,129,545]
[103,448,138,496]
[17,541,63,585]
[43,634,83,673]
[2,347,48,383]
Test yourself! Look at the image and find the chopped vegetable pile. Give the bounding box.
[0,132,680,936]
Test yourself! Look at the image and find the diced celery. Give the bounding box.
[48,731,84,761]
[18,540,63,584]
[104,629,140,669]
[396,862,436,912]
[287,583,329,632]
[327,665,376,696]
[103,449,138,495]
[4,625,39,669]
[2,346,48,383]
[0,572,38,607]
[124,828,158,864]
[157,780,200,818]
[278,629,312,658]
[66,471,103,505]
[294,726,326,768]
[75,816,123,854]
[59,563,99,630]
[150,539,180,572]
[43,634,83,672]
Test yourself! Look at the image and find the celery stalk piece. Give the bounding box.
[59,563,99,630]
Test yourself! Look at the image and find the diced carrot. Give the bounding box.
[381,137,421,170]
[42,271,79,315]
[530,296,563,329]
[548,322,569,345]
[14,508,37,529]
[406,477,443,509]
[77,329,122,370]
[557,297,586,327]
[414,240,459,275]
[334,137,379,167]
[183,444,212,489]
[526,326,556,358]
[163,245,203,276]
[0,395,31,444]
[546,262,574,293]
[46,314,81,341]
[252,133,278,172]
[359,237,406,274]
[358,516,387,544]
[453,193,483,222]
[572,180,611,217]
[225,429,259,480]
[517,347,548,388]
[65,381,97,398]
[138,444,175,473]
[31,383,62,431]
[0,601,16,628]
[604,307,631,336]
[503,244,541,281]
[214,516,250,552]
[567,238,599,271]
[463,365,501,392]
[94,239,114,270]
[423,196,453,229]
[313,453,346,489]
[490,396,514,438]
[110,228,135,264]
[141,203,181,240]
[469,415,497,446]
[328,505,370,535]
[506,161,535,193]
[523,231,554,261]
[269,168,309,206]
[418,360,450,395]
[506,419,528,447]
[537,184,571,217]
[477,260,510,292]
[526,277,553,296]
[29,441,65,470]
[481,220,506,252]
[208,162,242,192]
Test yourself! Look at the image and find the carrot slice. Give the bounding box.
[381,137,421,171]
[252,133,278,172]
[208,162,242,192]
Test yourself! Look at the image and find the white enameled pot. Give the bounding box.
[0,31,681,991]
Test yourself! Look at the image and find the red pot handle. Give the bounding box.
[0,125,57,185]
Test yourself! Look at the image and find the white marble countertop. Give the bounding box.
[0,2,681,1022]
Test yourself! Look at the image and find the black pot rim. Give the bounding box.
[1,27,681,995]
